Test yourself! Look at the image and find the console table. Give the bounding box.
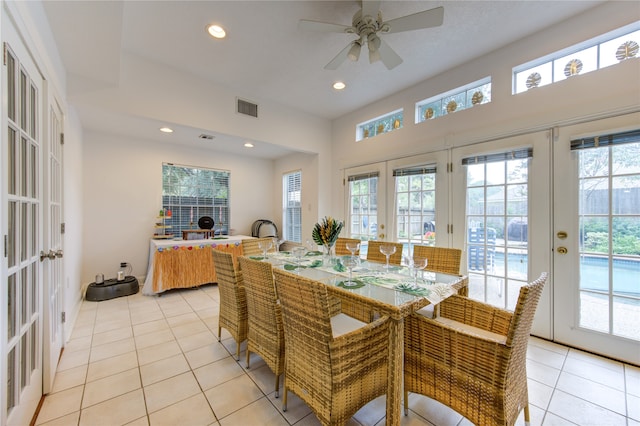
[142,235,251,295]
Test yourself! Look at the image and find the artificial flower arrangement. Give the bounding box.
[312,216,344,248]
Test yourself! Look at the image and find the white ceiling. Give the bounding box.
[41,0,604,158]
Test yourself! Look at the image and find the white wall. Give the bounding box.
[80,132,276,284]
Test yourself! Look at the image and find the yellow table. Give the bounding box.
[143,235,251,295]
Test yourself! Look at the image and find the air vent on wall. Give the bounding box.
[236,98,258,118]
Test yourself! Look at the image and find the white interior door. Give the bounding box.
[553,113,640,365]
[43,98,64,393]
[2,21,45,426]
[451,131,552,338]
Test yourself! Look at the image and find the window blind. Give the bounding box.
[347,171,380,182]
[570,129,640,150]
[392,165,437,176]
[461,148,533,165]
[283,171,302,242]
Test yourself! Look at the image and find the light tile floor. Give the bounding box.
[35,285,640,426]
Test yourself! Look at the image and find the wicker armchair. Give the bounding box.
[237,256,285,397]
[211,250,248,360]
[273,269,390,425]
[334,237,361,256]
[242,237,277,256]
[412,245,462,275]
[366,241,403,265]
[403,272,548,425]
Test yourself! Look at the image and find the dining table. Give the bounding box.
[257,250,468,426]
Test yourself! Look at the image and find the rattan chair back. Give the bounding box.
[212,249,248,360]
[413,245,461,275]
[273,269,390,425]
[334,238,361,256]
[366,241,403,265]
[404,272,548,425]
[237,256,285,396]
[242,237,276,256]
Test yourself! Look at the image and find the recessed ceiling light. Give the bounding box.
[244,142,254,148]
[206,24,226,39]
[159,127,173,133]
[333,81,346,90]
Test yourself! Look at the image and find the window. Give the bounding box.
[162,163,230,236]
[394,165,436,251]
[356,109,403,141]
[283,170,302,242]
[348,172,379,240]
[513,25,640,94]
[416,78,491,123]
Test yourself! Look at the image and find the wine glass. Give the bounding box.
[412,256,428,286]
[292,246,307,269]
[380,244,397,270]
[342,255,360,287]
[272,237,285,253]
[346,241,360,258]
[258,239,273,260]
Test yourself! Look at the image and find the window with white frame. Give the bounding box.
[283,170,302,242]
[513,24,640,94]
[162,163,230,236]
[356,109,403,141]
[416,78,491,123]
[394,165,437,252]
[348,172,379,240]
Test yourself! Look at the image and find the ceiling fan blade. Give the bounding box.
[298,19,352,34]
[377,38,403,70]
[384,6,444,34]
[361,0,381,19]
[324,42,353,70]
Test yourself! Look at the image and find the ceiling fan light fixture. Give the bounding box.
[347,41,362,62]
[369,47,381,64]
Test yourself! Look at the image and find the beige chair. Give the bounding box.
[404,273,548,425]
[211,250,248,360]
[273,269,390,425]
[334,237,361,256]
[242,237,277,256]
[366,241,403,265]
[412,245,462,275]
[237,256,285,397]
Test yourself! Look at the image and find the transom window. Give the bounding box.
[162,163,230,236]
[416,78,491,123]
[283,170,302,242]
[356,109,403,141]
[513,25,640,94]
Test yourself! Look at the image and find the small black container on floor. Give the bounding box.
[85,276,139,301]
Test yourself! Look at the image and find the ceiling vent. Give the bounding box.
[199,134,215,140]
[237,98,258,118]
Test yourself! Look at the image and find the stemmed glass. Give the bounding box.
[292,246,307,270]
[412,256,428,286]
[346,241,360,258]
[272,238,285,253]
[258,240,273,260]
[342,255,360,287]
[380,244,396,270]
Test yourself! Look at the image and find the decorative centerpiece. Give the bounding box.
[312,216,344,264]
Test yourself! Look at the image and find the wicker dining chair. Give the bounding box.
[237,256,285,397]
[334,237,361,256]
[412,245,462,275]
[403,272,548,425]
[273,269,390,426]
[366,241,403,265]
[241,237,277,256]
[211,250,248,360]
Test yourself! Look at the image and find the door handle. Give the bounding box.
[40,250,56,261]
[55,249,63,258]
[378,233,385,239]
[557,247,568,254]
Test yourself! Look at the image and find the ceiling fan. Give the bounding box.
[299,1,444,70]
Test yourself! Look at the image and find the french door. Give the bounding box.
[2,17,45,425]
[451,131,552,338]
[554,113,640,365]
